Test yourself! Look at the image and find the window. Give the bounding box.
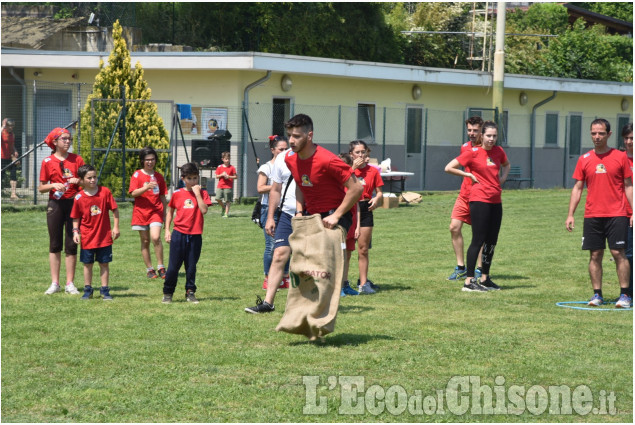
[272,98,291,138]
[568,114,582,156]
[617,115,631,150]
[545,113,558,146]
[406,107,423,154]
[357,103,375,143]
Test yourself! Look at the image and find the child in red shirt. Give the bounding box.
[71,165,120,301]
[129,147,168,279]
[215,151,236,218]
[162,162,212,304]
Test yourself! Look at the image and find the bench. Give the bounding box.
[504,166,532,189]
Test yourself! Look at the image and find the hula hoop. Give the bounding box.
[556,301,632,311]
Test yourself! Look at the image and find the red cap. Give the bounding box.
[45,128,70,150]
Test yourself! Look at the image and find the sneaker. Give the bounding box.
[448,266,467,281]
[480,277,500,291]
[462,278,488,292]
[81,285,94,300]
[100,286,113,301]
[280,276,290,289]
[162,294,173,304]
[475,267,483,279]
[587,294,604,306]
[45,283,61,295]
[147,269,158,279]
[615,294,632,309]
[342,281,359,296]
[366,279,380,291]
[359,282,376,294]
[262,277,268,290]
[157,267,167,279]
[340,288,347,297]
[245,296,275,314]
[65,282,80,295]
[185,290,199,304]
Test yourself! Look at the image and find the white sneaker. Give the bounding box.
[45,283,61,295]
[65,283,80,295]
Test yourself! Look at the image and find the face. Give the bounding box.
[350,144,366,160]
[81,170,97,189]
[182,174,199,188]
[56,133,72,152]
[624,132,633,154]
[143,154,157,171]
[271,141,288,157]
[467,124,481,143]
[590,123,611,150]
[481,127,497,150]
[222,155,230,165]
[287,127,312,154]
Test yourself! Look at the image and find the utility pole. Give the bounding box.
[492,1,506,128]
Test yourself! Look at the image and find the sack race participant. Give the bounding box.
[276,214,346,340]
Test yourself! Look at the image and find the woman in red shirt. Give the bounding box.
[445,121,510,292]
[1,118,19,199]
[350,140,384,294]
[38,127,86,296]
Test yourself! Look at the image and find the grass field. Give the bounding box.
[1,189,632,422]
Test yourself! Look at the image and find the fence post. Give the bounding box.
[337,105,341,153]
[382,107,386,160]
[33,80,38,205]
[120,85,126,200]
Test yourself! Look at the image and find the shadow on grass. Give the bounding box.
[338,304,375,313]
[368,283,413,292]
[493,274,531,281]
[289,333,396,347]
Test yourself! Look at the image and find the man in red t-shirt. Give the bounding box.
[566,119,633,308]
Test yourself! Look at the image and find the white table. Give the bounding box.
[380,171,415,194]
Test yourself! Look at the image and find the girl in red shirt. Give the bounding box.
[445,121,510,292]
[38,127,86,296]
[349,140,384,294]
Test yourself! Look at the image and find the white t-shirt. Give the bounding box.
[271,148,297,215]
[257,162,274,205]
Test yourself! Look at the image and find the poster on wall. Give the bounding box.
[201,108,228,138]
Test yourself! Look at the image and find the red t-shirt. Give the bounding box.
[129,170,168,225]
[354,164,384,200]
[457,145,508,204]
[39,153,85,200]
[458,141,474,200]
[215,165,236,189]
[572,148,632,218]
[70,186,118,250]
[284,145,353,214]
[626,155,633,216]
[168,188,212,235]
[1,129,15,160]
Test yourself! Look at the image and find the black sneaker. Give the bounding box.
[245,295,275,314]
[100,286,113,301]
[462,278,489,292]
[358,278,380,291]
[81,285,94,300]
[185,290,199,304]
[162,294,173,304]
[480,277,500,291]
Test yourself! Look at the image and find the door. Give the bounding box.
[35,89,72,183]
[405,106,424,190]
[564,114,583,189]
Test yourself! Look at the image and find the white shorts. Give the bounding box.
[132,222,163,231]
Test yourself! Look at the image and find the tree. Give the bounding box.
[79,21,170,198]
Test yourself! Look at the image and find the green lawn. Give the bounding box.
[1,189,632,422]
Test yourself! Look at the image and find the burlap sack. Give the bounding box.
[276,214,346,340]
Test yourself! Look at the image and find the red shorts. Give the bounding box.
[346,223,357,251]
[451,195,471,225]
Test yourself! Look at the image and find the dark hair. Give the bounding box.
[269,135,288,150]
[77,164,96,179]
[349,140,369,154]
[481,120,498,132]
[621,122,633,137]
[591,118,611,133]
[339,152,353,166]
[465,116,484,127]
[180,162,199,177]
[139,146,157,163]
[221,151,231,159]
[285,114,313,133]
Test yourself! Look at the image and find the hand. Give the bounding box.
[322,214,340,230]
[146,181,158,190]
[565,216,575,232]
[68,177,80,185]
[354,228,360,239]
[352,157,365,170]
[165,229,171,243]
[368,197,379,211]
[112,227,120,240]
[192,184,201,196]
[73,233,80,244]
[265,217,276,237]
[468,173,479,184]
[52,182,66,191]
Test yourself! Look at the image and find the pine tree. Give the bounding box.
[79,21,170,198]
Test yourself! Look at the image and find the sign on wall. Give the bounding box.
[202,107,228,138]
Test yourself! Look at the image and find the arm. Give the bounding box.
[160,195,168,222]
[295,185,305,216]
[499,160,511,186]
[368,185,383,211]
[111,208,120,240]
[566,180,584,232]
[322,175,363,229]
[265,181,282,237]
[72,218,81,244]
[130,183,155,198]
[164,206,174,243]
[192,185,208,214]
[354,204,361,239]
[257,172,271,195]
[445,158,478,183]
[625,177,633,227]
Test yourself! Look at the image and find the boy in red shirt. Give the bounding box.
[215,152,236,218]
[162,162,212,304]
[71,165,120,301]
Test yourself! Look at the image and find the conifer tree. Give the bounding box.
[80,20,170,197]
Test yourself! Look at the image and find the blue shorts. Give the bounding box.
[80,245,113,264]
[274,211,293,249]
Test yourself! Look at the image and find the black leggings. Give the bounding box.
[467,201,503,277]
